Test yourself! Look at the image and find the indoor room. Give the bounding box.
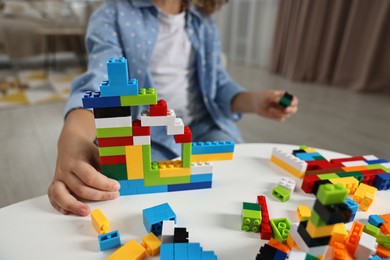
[0,0,389,259]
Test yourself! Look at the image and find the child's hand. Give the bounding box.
[232,90,299,121]
[48,109,120,216]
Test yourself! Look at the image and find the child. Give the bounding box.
[48,0,299,216]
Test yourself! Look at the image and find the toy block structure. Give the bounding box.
[160,242,217,260]
[241,202,262,232]
[83,58,235,196]
[271,147,307,178]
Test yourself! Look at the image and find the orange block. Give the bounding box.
[377,245,390,258]
[345,221,363,255]
[332,242,353,260]
[267,238,290,253]
[380,214,390,223]
[342,166,368,172]
[380,222,390,235]
[286,234,299,250]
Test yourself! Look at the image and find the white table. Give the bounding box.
[0,143,389,259]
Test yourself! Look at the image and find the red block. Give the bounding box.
[260,223,272,240]
[97,136,133,147]
[100,155,127,165]
[132,119,150,136]
[330,156,365,164]
[301,175,320,193]
[361,169,386,186]
[257,195,272,240]
[149,99,168,116]
[306,160,342,171]
[174,126,192,143]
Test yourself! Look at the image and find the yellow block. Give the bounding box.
[306,220,337,238]
[125,145,144,179]
[329,177,359,194]
[141,232,162,256]
[353,183,377,203]
[297,205,311,221]
[159,160,191,177]
[359,192,375,211]
[91,208,110,235]
[107,240,146,260]
[329,223,348,246]
[192,152,233,162]
[286,234,299,250]
[271,156,305,178]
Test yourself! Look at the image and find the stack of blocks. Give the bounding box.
[241,202,262,232]
[82,57,234,196]
[91,208,121,251]
[365,214,390,258]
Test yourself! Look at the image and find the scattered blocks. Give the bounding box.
[297,205,311,221]
[241,202,262,232]
[141,232,161,256]
[98,230,121,251]
[278,177,296,195]
[106,239,146,260]
[272,185,291,202]
[143,203,176,236]
[270,218,291,243]
[91,208,111,235]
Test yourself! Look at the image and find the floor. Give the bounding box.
[0,63,389,208]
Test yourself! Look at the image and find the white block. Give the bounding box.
[288,250,306,260]
[278,177,296,194]
[363,155,378,161]
[166,118,184,135]
[161,220,175,244]
[190,162,213,174]
[141,109,176,127]
[355,232,377,260]
[94,116,132,128]
[381,162,390,168]
[271,147,307,173]
[133,136,150,145]
[342,160,368,167]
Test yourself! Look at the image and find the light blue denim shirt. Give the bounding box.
[66,0,246,155]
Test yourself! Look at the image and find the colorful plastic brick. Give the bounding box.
[297,205,311,221]
[257,195,272,240]
[316,183,348,205]
[141,232,162,256]
[98,230,121,251]
[106,239,146,260]
[191,141,234,154]
[278,177,296,194]
[374,173,390,190]
[270,218,291,243]
[278,91,293,107]
[91,208,111,235]
[312,199,352,224]
[345,221,364,255]
[271,147,307,178]
[364,223,380,237]
[143,203,176,236]
[241,202,262,232]
[272,185,291,202]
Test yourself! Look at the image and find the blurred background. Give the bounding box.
[0,0,389,207]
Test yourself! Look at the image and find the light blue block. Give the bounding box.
[202,251,217,260]
[98,230,121,251]
[160,243,174,260]
[190,173,213,183]
[294,152,322,161]
[174,243,188,260]
[192,141,234,154]
[187,243,202,260]
[143,203,176,236]
[368,214,385,227]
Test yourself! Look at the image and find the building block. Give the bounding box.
[101,164,127,180]
[143,203,176,236]
[329,177,359,194]
[140,109,176,127]
[98,230,121,251]
[100,155,127,165]
[306,219,338,238]
[91,208,111,235]
[358,192,375,212]
[93,106,131,119]
[187,243,202,260]
[241,208,262,232]
[361,169,385,186]
[161,220,176,244]
[120,88,158,106]
[353,183,377,204]
[174,126,192,143]
[374,173,390,190]
[294,152,324,161]
[150,99,168,116]
[258,195,272,240]
[279,91,293,107]
[158,160,191,178]
[98,146,126,157]
[132,119,151,136]
[190,162,213,174]
[316,183,348,205]
[267,238,290,253]
[272,185,291,202]
[297,205,311,222]
[97,136,133,147]
[96,126,132,138]
[126,145,144,180]
[270,218,291,243]
[160,243,174,259]
[297,221,331,247]
[336,171,364,183]
[380,214,390,223]
[329,222,348,246]
[364,223,381,237]
[133,135,151,145]
[301,175,320,193]
[345,197,358,222]
[191,152,234,163]
[345,221,364,255]
[309,210,326,227]
[377,234,390,249]
[330,156,366,164]
[261,223,273,240]
[278,177,296,194]
[255,244,278,260]
[376,244,390,258]
[317,173,340,180]
[82,91,121,108]
[106,239,146,260]
[312,200,352,224]
[191,141,235,154]
[167,118,185,135]
[355,232,377,260]
[381,223,390,235]
[95,116,132,129]
[271,148,307,178]
[286,234,299,250]
[289,223,310,252]
[181,143,192,168]
[173,227,189,243]
[312,179,332,195]
[141,232,162,256]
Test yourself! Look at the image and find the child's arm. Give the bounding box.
[48,109,120,216]
[231,90,298,121]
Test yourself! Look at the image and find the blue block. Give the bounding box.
[119,180,168,196]
[374,173,390,190]
[119,180,137,196]
[294,152,322,161]
[344,197,358,222]
[190,173,213,183]
[100,58,139,97]
[273,249,287,260]
[192,141,235,155]
[98,230,121,251]
[136,180,168,194]
[368,214,385,227]
[168,181,212,192]
[174,243,188,260]
[82,91,121,108]
[202,251,217,260]
[143,203,176,236]
[366,159,389,164]
[160,243,174,260]
[187,243,202,260]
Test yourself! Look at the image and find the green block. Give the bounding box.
[272,185,291,202]
[313,155,326,160]
[317,173,339,180]
[305,254,320,260]
[142,145,190,186]
[270,218,291,243]
[377,234,390,249]
[336,171,364,182]
[98,146,126,156]
[299,145,308,150]
[181,143,192,168]
[310,209,326,226]
[241,209,261,232]
[367,163,390,172]
[120,88,157,106]
[243,202,261,211]
[364,224,380,237]
[101,164,127,180]
[316,183,348,205]
[96,127,132,138]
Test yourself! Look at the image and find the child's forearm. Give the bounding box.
[231,92,256,113]
[59,109,96,145]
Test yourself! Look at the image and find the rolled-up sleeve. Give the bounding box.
[64,0,123,117]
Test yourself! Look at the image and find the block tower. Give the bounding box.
[82,57,234,195]
[289,183,351,256]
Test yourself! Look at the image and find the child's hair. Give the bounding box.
[184,0,228,16]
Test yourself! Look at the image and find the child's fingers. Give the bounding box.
[74,161,120,192]
[48,181,90,216]
[65,171,120,201]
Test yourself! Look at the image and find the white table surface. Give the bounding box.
[1,143,389,260]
